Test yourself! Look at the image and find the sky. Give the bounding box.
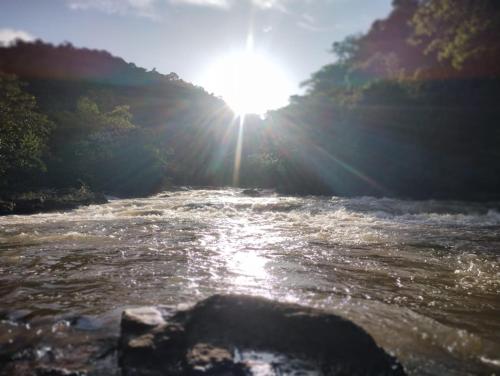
[0,0,393,110]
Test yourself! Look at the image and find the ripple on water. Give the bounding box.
[0,188,499,375]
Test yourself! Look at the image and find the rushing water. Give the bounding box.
[0,188,499,375]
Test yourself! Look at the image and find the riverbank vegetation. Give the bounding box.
[1,0,499,201]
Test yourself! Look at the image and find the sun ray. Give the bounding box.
[232,115,245,186]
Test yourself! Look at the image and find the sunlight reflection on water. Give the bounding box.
[229,251,269,286]
[0,188,499,375]
[205,217,277,295]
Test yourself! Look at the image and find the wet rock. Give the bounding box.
[119,294,406,376]
[0,187,107,215]
[241,189,261,197]
[35,367,87,376]
[120,306,185,376]
[122,307,166,334]
[185,343,247,375]
[0,199,15,214]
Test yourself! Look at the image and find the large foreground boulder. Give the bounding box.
[119,295,405,375]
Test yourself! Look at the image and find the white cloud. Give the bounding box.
[169,0,230,8]
[65,0,292,16]
[296,9,341,32]
[170,0,292,11]
[0,28,35,46]
[169,0,292,11]
[67,0,158,18]
[67,0,231,15]
[297,21,329,32]
[252,0,279,9]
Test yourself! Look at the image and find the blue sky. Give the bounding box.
[0,0,392,102]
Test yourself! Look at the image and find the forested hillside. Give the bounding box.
[262,0,500,199]
[1,0,500,200]
[0,41,247,196]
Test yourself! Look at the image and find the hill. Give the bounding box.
[0,40,251,196]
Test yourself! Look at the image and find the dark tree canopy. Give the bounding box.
[318,0,500,83]
[272,0,500,199]
[411,0,500,76]
[0,74,52,188]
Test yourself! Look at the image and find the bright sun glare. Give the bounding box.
[201,46,293,116]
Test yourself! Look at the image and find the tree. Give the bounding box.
[0,74,52,188]
[166,72,180,81]
[46,96,172,195]
[47,96,137,186]
[411,0,500,74]
[332,35,363,64]
[74,96,134,133]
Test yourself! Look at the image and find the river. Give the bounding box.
[0,188,499,375]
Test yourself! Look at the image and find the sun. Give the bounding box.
[201,50,294,116]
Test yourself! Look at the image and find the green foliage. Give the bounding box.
[332,35,362,64]
[51,96,134,141]
[70,128,172,196]
[240,153,285,188]
[266,0,500,199]
[2,26,499,201]
[0,74,52,188]
[0,41,232,196]
[45,97,172,195]
[306,0,500,84]
[411,0,500,71]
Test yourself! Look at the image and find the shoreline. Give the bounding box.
[0,187,108,216]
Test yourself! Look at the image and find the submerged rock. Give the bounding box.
[119,295,406,375]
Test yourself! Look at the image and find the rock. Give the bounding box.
[0,200,15,215]
[186,343,247,375]
[35,367,87,376]
[119,295,406,376]
[241,189,261,197]
[121,307,166,334]
[0,188,108,216]
[120,307,184,376]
